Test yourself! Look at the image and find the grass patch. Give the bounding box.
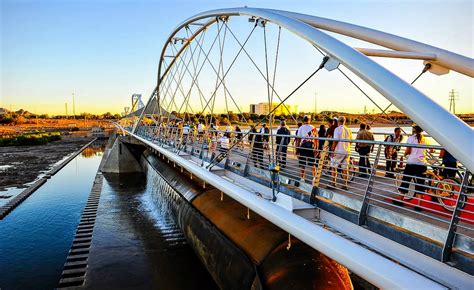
[0,132,61,146]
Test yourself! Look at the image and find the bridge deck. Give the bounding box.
[130,127,474,277]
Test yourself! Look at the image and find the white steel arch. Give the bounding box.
[155,7,473,172]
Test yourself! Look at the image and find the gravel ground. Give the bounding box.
[0,136,93,191]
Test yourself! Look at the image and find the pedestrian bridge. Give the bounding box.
[118,7,473,289]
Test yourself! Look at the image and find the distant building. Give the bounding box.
[91,126,105,137]
[249,102,298,115]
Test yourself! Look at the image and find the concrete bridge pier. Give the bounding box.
[101,136,143,173]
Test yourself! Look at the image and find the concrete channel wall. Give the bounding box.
[140,148,354,290]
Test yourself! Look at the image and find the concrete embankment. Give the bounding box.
[141,148,353,290]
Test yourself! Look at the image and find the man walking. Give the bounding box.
[331,116,353,190]
[276,120,291,169]
[295,115,318,182]
[355,123,374,177]
[384,127,403,177]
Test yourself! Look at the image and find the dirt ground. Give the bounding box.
[0,136,93,191]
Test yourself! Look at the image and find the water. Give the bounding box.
[0,142,105,289]
[86,169,217,289]
[0,141,216,289]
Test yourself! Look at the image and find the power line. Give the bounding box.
[448,89,459,114]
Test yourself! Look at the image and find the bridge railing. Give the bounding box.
[131,124,473,263]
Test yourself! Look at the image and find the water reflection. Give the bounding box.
[0,141,106,289]
[87,169,217,289]
[81,142,106,158]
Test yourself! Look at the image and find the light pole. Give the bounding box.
[72,93,76,119]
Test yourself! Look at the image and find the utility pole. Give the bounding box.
[314,92,317,114]
[72,92,76,119]
[448,89,459,114]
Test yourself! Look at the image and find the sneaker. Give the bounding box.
[341,185,348,191]
[402,196,412,201]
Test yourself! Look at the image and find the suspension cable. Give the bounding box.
[263,22,276,166]
[206,55,330,169]
[164,20,224,124]
[190,20,252,127]
[224,22,298,125]
[163,45,194,122]
[169,42,199,118]
[368,63,432,127]
[216,20,232,129]
[185,27,209,127]
[193,21,257,121]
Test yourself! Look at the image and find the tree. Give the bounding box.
[229,112,239,122]
[101,112,113,119]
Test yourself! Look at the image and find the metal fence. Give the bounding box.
[131,124,473,263]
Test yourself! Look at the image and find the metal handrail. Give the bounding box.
[131,124,473,267]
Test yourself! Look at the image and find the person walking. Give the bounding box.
[395,125,433,210]
[260,123,270,150]
[218,132,231,154]
[234,125,243,150]
[293,122,303,155]
[197,121,206,142]
[249,126,264,169]
[276,120,291,169]
[295,116,318,182]
[384,127,403,177]
[439,149,457,179]
[355,123,374,177]
[330,116,353,190]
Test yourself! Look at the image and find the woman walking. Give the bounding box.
[395,125,433,210]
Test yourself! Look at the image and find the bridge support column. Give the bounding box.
[101,136,143,173]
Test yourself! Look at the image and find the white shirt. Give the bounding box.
[334,125,352,153]
[296,124,314,141]
[406,135,428,165]
[182,126,190,134]
[218,136,230,149]
[197,124,205,132]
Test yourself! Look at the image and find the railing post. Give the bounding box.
[441,171,471,262]
[243,133,256,177]
[313,140,329,188]
[357,143,382,226]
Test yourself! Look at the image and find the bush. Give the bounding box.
[0,132,62,146]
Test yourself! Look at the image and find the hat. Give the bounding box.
[333,116,338,121]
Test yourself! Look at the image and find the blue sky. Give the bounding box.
[1,0,472,115]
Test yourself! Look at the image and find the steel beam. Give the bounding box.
[355,48,437,60]
[164,7,473,172]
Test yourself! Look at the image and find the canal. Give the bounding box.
[0,141,216,289]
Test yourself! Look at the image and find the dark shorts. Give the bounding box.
[298,142,315,166]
